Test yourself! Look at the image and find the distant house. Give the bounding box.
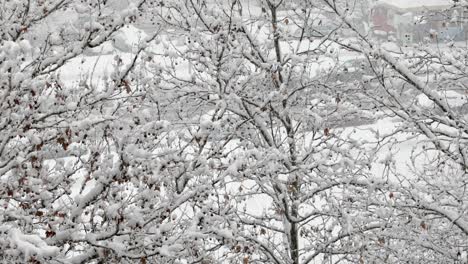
[371,0,468,43]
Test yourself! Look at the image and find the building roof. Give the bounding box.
[375,0,453,12]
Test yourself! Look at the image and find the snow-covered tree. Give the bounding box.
[2,0,467,263]
[143,0,392,263]
[321,0,468,262]
[0,1,186,263]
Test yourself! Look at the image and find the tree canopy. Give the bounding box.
[0,0,467,263]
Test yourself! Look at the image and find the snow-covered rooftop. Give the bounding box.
[376,0,453,12]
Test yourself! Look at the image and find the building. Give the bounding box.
[371,0,468,43]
